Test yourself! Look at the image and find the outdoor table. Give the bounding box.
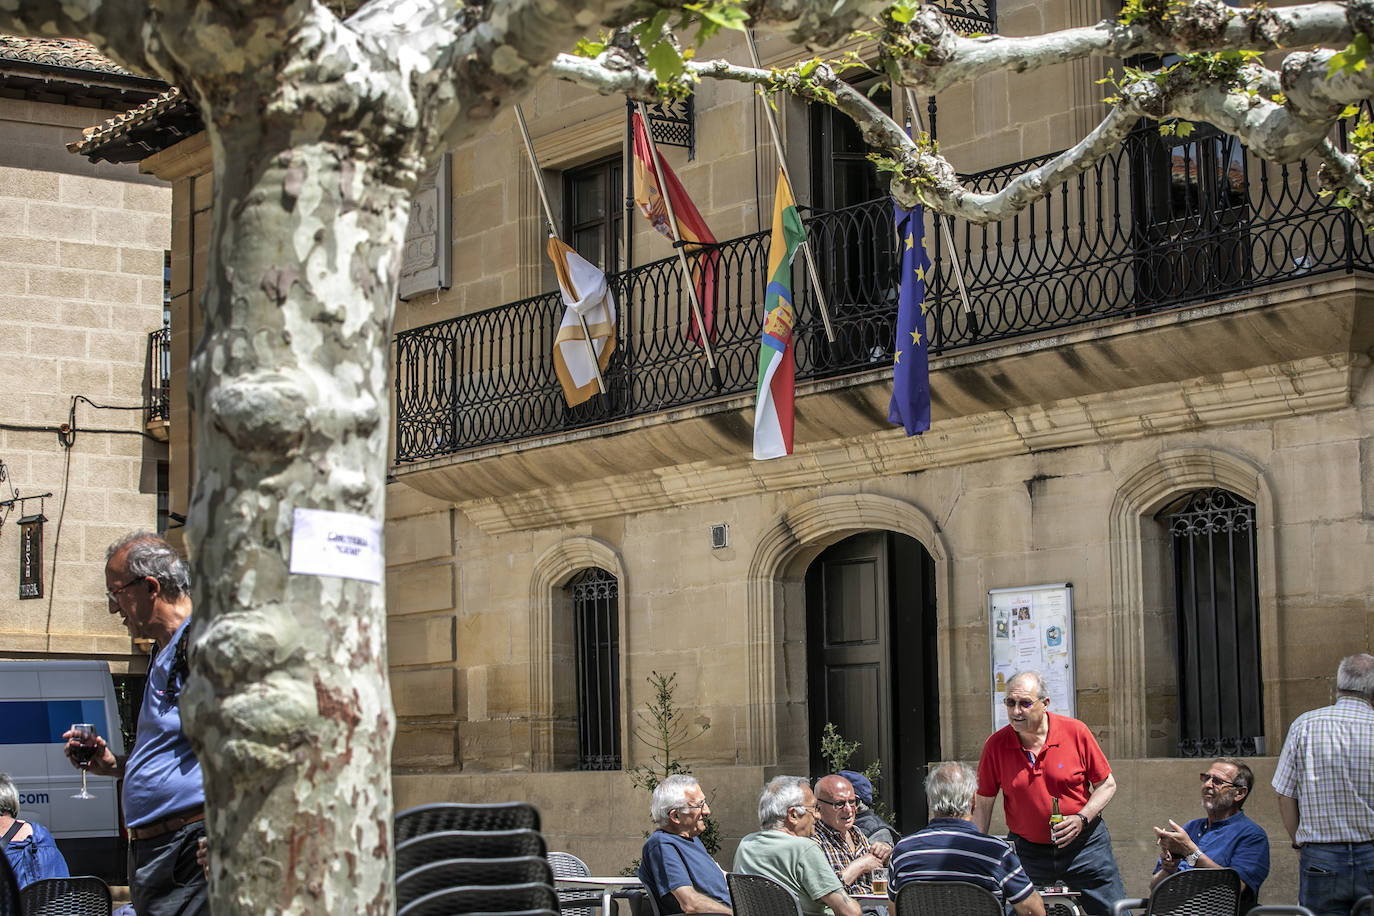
[556,875,644,914]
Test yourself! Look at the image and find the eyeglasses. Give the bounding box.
[817,798,859,810]
[1003,697,1044,710]
[1199,773,1236,788]
[105,578,141,602]
[676,800,709,813]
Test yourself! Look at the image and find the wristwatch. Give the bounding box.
[1184,850,1202,866]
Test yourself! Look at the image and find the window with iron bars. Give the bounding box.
[1159,488,1264,758]
[566,567,621,770]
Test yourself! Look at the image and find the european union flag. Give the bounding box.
[889,202,931,436]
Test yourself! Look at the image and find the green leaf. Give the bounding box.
[647,40,685,85]
[573,37,607,58]
[1175,120,1195,137]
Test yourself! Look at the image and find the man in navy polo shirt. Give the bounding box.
[891,762,1045,916]
[1153,758,1270,911]
[639,774,732,914]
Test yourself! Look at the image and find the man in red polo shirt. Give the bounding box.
[973,671,1125,916]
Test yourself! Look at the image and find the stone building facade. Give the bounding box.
[0,38,171,677]
[80,0,1372,905]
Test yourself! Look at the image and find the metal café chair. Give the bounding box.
[548,851,604,916]
[395,829,547,877]
[894,880,1004,916]
[727,873,804,916]
[1250,907,1317,916]
[1111,867,1242,916]
[19,875,114,916]
[0,855,19,916]
[395,856,554,911]
[395,801,541,845]
[396,883,560,916]
[1353,898,1374,916]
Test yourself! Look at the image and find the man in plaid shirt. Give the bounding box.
[811,774,892,897]
[1273,653,1374,916]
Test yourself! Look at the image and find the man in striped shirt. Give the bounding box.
[1272,653,1374,916]
[890,763,1046,916]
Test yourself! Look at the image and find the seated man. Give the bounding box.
[639,774,732,914]
[812,774,892,894]
[734,776,860,916]
[1152,758,1270,912]
[839,771,898,846]
[890,763,1045,916]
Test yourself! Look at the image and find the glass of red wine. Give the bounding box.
[69,723,98,799]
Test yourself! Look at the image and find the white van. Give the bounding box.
[0,661,128,882]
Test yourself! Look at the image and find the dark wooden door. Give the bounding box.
[807,531,939,831]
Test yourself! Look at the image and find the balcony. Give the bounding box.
[392,122,1374,512]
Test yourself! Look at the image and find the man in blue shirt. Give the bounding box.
[639,774,732,914]
[65,533,206,916]
[1153,757,1270,912]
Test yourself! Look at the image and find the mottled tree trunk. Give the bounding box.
[181,122,412,914]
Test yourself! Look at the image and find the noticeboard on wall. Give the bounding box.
[988,583,1074,728]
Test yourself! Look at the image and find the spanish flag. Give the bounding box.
[632,111,720,347]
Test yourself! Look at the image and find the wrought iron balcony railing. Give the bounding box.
[394,121,1374,464]
[146,325,171,424]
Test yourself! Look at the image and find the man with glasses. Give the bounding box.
[639,774,732,914]
[1151,758,1269,912]
[811,774,892,896]
[734,776,860,916]
[63,532,206,916]
[1272,653,1374,916]
[973,671,1125,916]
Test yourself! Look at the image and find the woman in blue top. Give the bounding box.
[0,773,70,889]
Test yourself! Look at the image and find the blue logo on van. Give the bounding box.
[19,792,49,805]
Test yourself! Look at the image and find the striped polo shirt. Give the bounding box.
[889,817,1035,907]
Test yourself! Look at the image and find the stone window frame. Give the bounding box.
[743,493,952,766]
[1107,447,1281,759]
[528,535,627,771]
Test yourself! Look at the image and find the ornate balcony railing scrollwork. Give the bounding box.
[394,122,1374,464]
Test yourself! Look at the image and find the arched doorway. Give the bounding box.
[805,530,940,830]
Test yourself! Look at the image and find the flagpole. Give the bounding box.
[744,29,836,345]
[514,103,606,394]
[902,88,976,336]
[634,100,724,389]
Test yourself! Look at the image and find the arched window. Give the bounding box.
[565,567,621,770]
[1157,488,1263,757]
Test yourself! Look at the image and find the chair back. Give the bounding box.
[894,880,1004,916]
[1353,898,1374,916]
[396,882,560,916]
[395,829,546,876]
[19,876,114,916]
[395,802,541,844]
[1147,867,1242,916]
[0,855,19,916]
[547,851,598,916]
[395,857,553,910]
[727,873,805,916]
[1248,907,1316,916]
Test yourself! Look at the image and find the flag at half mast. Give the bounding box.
[547,237,617,407]
[754,170,806,460]
[889,202,931,436]
[632,111,720,347]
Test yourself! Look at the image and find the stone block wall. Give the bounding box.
[0,146,170,664]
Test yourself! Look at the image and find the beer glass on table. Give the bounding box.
[871,867,889,895]
[69,723,98,799]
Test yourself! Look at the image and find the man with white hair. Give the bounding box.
[1273,653,1374,916]
[890,763,1045,916]
[733,776,860,916]
[638,774,731,914]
